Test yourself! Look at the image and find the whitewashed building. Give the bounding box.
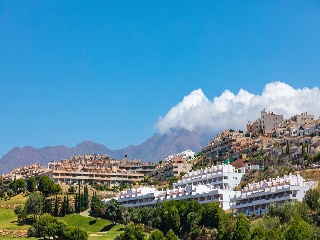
[173,164,245,190]
[105,164,318,214]
[113,185,240,210]
[230,173,318,216]
[107,164,245,210]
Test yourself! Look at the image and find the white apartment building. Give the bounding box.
[164,150,196,163]
[230,173,318,216]
[173,164,245,190]
[112,185,239,210]
[107,164,318,213]
[107,164,245,210]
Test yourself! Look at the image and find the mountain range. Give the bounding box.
[0,128,213,174]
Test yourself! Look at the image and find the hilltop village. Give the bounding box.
[1,109,320,239]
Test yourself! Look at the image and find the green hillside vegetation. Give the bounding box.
[0,175,124,240]
[0,208,31,230]
[3,165,320,239]
[90,165,320,240]
[0,193,123,240]
[103,196,320,240]
[0,194,32,230]
[1,192,29,205]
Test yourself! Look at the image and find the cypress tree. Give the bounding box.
[54,195,59,217]
[66,195,70,214]
[75,193,79,213]
[78,180,81,213]
[60,196,67,216]
[80,193,84,211]
[44,198,52,214]
[84,185,89,208]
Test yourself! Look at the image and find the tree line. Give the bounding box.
[0,175,62,199]
[90,188,320,240]
[11,176,90,239]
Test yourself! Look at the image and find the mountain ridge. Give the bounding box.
[0,128,213,174]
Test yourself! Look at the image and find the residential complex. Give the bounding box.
[151,156,192,180]
[202,129,262,163]
[110,164,246,210]
[204,109,320,167]
[1,163,49,187]
[112,164,318,215]
[173,164,244,190]
[2,154,155,186]
[114,185,238,210]
[230,173,318,216]
[46,155,155,185]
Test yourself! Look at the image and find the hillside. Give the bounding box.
[0,128,213,174]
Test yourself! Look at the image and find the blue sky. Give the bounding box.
[1,1,320,157]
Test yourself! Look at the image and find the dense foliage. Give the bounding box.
[75,183,89,213]
[11,184,89,239]
[9,177,26,194]
[28,213,88,240]
[27,176,37,193]
[90,191,320,240]
[38,175,62,196]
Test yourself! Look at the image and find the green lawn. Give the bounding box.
[0,208,32,230]
[57,214,124,240]
[0,193,32,231]
[0,193,29,205]
[0,194,123,240]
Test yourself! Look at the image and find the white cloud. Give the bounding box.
[157,81,320,133]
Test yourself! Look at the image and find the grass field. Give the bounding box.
[58,214,124,240]
[0,194,123,240]
[0,193,29,205]
[0,208,32,230]
[0,194,32,230]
